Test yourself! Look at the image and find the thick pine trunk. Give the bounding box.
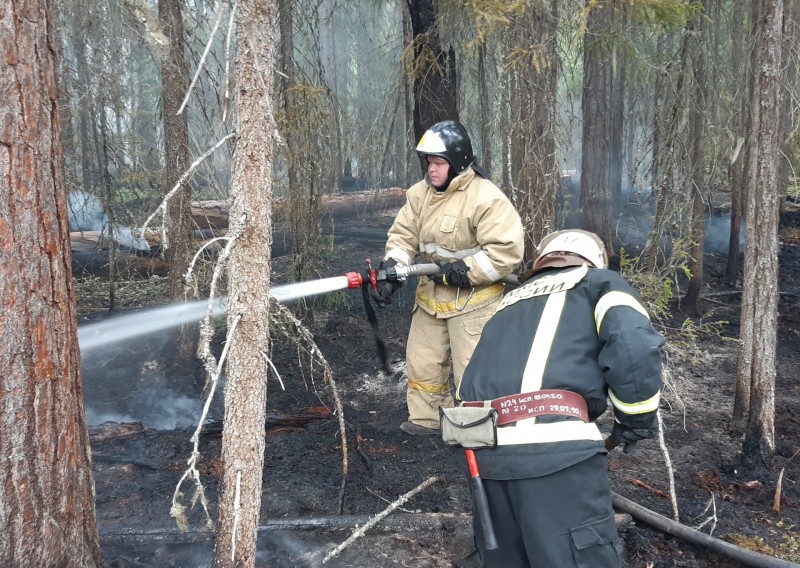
[0,1,102,565]
[407,0,458,142]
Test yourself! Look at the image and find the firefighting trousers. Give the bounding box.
[404,297,500,429]
[473,453,621,568]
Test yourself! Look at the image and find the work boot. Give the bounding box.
[399,421,439,436]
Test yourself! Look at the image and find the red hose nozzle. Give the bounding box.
[344,271,363,289]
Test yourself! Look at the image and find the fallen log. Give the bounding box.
[91,453,159,470]
[99,512,473,545]
[190,188,407,230]
[612,491,798,568]
[201,407,333,436]
[88,409,330,444]
[89,422,147,443]
[99,511,631,545]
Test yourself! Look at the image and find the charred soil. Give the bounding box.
[79,210,800,567]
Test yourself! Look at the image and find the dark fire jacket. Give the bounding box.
[457,264,664,479]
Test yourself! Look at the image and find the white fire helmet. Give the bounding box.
[534,229,608,269]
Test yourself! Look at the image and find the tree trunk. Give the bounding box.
[401,0,417,183]
[211,0,277,566]
[610,6,627,215]
[407,0,459,143]
[91,103,118,311]
[324,1,343,193]
[500,67,511,194]
[75,34,94,193]
[159,0,199,377]
[733,0,765,419]
[725,0,750,285]
[510,0,558,266]
[735,0,782,469]
[642,31,691,271]
[0,1,102,565]
[778,0,799,218]
[477,42,492,174]
[580,0,615,252]
[160,0,193,303]
[684,7,709,315]
[650,35,667,194]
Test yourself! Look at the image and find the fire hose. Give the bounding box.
[605,438,798,568]
[339,261,519,373]
[77,261,519,353]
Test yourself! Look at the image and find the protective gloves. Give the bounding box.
[608,419,658,454]
[370,258,403,307]
[429,259,472,288]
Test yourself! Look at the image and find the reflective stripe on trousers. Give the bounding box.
[405,297,500,428]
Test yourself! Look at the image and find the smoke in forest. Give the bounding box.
[68,190,150,251]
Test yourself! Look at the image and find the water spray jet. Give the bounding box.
[77,263,518,353]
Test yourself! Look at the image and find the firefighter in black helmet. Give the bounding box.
[456,229,664,567]
[372,120,524,436]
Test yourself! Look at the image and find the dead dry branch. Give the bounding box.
[322,476,441,564]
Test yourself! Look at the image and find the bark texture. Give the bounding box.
[725,0,749,285]
[212,0,277,565]
[684,7,709,315]
[0,0,102,565]
[580,0,615,250]
[735,0,782,466]
[407,0,459,143]
[159,0,193,302]
[509,0,558,265]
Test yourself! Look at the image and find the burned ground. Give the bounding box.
[78,209,800,567]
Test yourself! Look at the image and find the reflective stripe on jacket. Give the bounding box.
[458,265,664,479]
[385,167,524,318]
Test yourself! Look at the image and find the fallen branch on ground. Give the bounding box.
[626,478,670,499]
[322,476,441,564]
[91,453,159,470]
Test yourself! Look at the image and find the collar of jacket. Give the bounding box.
[429,167,475,194]
[518,254,588,282]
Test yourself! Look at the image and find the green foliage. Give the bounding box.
[618,244,730,360]
[454,0,527,48]
[788,175,800,200]
[626,0,704,32]
[779,536,800,562]
[315,234,337,261]
[727,527,800,562]
[505,43,552,74]
[311,290,354,311]
[74,275,170,314]
[618,246,678,322]
[727,535,775,556]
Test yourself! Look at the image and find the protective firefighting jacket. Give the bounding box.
[385,167,524,318]
[457,263,664,479]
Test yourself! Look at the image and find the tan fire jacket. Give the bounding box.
[385,167,524,318]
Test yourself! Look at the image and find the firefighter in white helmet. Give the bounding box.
[455,229,664,566]
[373,120,524,436]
